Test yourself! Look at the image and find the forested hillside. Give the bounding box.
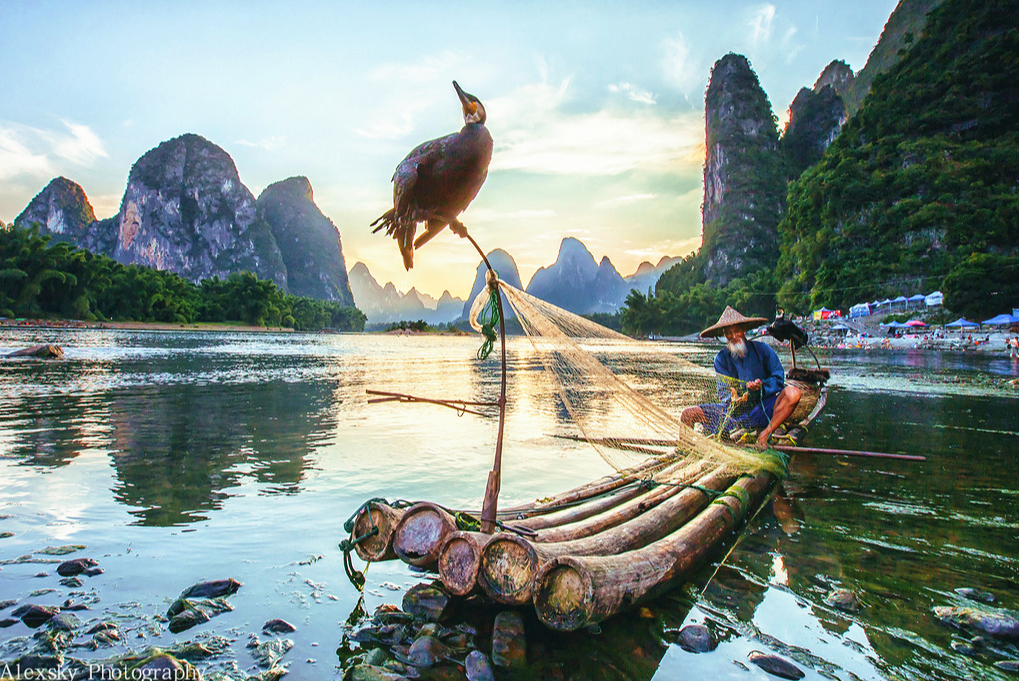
[777,0,1019,318]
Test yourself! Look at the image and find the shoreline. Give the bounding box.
[0,318,295,333]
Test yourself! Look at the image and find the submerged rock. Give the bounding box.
[263,618,297,634]
[996,660,1019,672]
[250,637,294,669]
[0,618,18,628]
[748,651,805,679]
[406,635,449,668]
[180,578,242,599]
[6,345,64,359]
[402,583,451,622]
[955,588,995,604]
[676,624,716,653]
[346,664,409,681]
[491,611,526,668]
[11,604,59,628]
[933,606,1019,639]
[166,597,234,634]
[49,613,80,631]
[825,588,861,612]
[56,557,98,576]
[59,577,84,588]
[465,650,496,681]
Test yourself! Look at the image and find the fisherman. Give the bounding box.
[680,306,802,448]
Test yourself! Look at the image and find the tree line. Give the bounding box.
[0,225,365,332]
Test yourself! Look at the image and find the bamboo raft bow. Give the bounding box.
[342,380,841,631]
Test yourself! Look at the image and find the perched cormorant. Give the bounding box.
[371,81,494,269]
[767,308,811,369]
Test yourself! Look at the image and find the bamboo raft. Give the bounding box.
[345,379,827,631]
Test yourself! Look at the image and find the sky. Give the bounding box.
[1,0,898,300]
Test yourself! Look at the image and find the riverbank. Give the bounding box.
[0,318,294,333]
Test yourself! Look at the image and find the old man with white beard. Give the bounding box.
[680,306,801,448]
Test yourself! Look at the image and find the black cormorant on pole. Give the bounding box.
[371,81,494,270]
[767,308,819,370]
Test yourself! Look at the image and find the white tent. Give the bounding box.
[925,291,944,307]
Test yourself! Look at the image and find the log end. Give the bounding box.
[351,502,404,562]
[533,557,594,632]
[478,535,538,605]
[437,531,485,596]
[393,503,456,567]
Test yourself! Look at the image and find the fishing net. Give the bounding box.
[469,273,792,482]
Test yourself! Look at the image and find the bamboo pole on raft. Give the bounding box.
[462,231,507,534]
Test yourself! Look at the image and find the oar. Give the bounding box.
[770,445,925,462]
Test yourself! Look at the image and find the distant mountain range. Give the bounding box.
[350,237,681,324]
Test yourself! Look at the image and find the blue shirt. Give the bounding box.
[713,340,785,400]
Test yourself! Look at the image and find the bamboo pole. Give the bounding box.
[391,502,458,568]
[477,466,734,606]
[437,530,495,596]
[350,502,407,562]
[532,471,776,631]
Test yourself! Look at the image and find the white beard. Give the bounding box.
[727,339,747,358]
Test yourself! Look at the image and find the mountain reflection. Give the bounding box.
[0,342,340,526]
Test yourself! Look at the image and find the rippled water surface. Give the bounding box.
[1,329,1017,680]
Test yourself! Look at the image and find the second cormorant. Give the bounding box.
[371,81,494,269]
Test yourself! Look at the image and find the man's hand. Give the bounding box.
[746,378,763,391]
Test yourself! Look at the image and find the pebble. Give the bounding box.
[748,651,805,680]
[465,651,495,681]
[825,588,862,612]
[49,613,80,631]
[263,618,297,634]
[491,611,526,668]
[0,618,17,628]
[676,624,716,653]
[995,660,1019,672]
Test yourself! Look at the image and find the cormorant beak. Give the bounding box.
[453,80,478,116]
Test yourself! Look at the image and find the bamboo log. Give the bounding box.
[391,502,458,568]
[532,471,776,631]
[350,502,407,562]
[497,452,680,519]
[437,530,495,596]
[520,461,711,540]
[477,466,734,606]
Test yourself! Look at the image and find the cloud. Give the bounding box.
[0,120,106,181]
[236,135,286,150]
[661,34,702,95]
[470,208,556,223]
[490,83,704,176]
[748,4,776,46]
[608,82,656,105]
[594,193,657,209]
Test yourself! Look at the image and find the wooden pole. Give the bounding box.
[462,231,507,534]
[771,445,925,461]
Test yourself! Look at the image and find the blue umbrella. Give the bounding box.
[945,318,979,328]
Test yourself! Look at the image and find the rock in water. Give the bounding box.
[402,583,451,622]
[56,557,98,576]
[748,652,805,680]
[251,638,294,669]
[180,578,241,599]
[954,588,995,604]
[491,611,526,668]
[466,650,496,681]
[933,606,1019,638]
[824,588,861,612]
[6,345,64,359]
[11,604,59,628]
[676,624,716,652]
[263,618,297,634]
[406,635,449,668]
[166,597,234,634]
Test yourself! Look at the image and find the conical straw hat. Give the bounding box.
[699,306,768,338]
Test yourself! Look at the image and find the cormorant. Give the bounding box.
[371,81,494,269]
[767,308,811,369]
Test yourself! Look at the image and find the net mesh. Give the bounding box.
[471,275,791,481]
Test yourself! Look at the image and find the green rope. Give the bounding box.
[476,278,501,361]
[712,483,752,510]
[688,484,722,498]
[338,498,413,592]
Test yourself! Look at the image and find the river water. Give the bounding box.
[0,329,1016,680]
